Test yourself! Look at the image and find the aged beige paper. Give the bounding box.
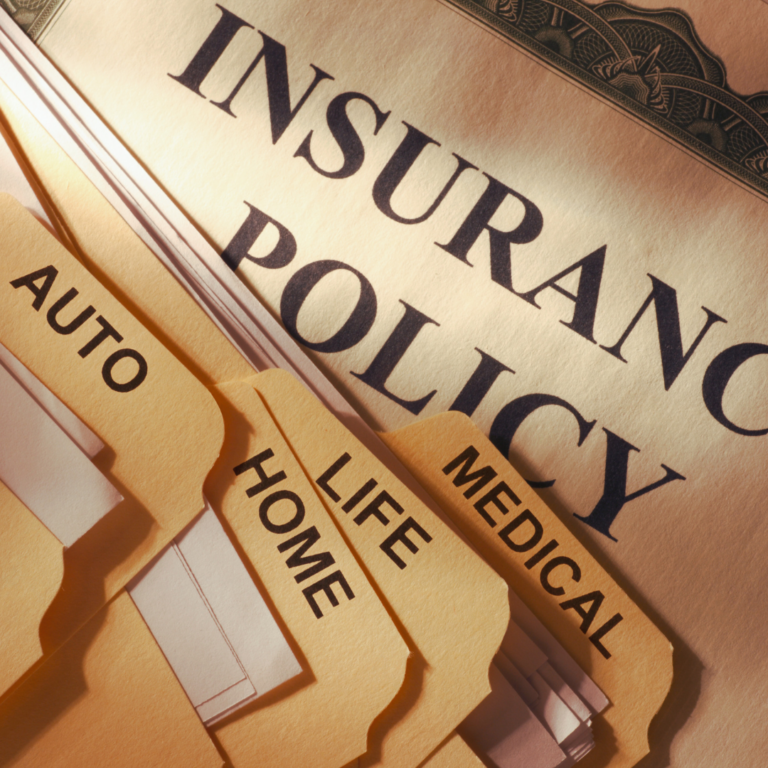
[8,0,768,764]
[628,0,768,94]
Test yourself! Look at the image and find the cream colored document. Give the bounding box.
[6,1,768,764]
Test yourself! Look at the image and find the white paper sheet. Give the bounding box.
[0,342,104,457]
[485,609,599,765]
[499,619,548,679]
[0,362,122,547]
[493,653,538,708]
[528,671,592,759]
[508,591,608,716]
[129,504,302,725]
[538,662,592,726]
[493,636,596,765]
[130,539,250,709]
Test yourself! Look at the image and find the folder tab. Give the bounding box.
[0,194,224,684]
[207,379,409,768]
[252,369,510,768]
[381,412,674,768]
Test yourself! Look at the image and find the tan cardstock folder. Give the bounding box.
[0,82,512,767]
[381,412,675,768]
[0,194,224,693]
[0,199,409,768]
[0,372,409,768]
[419,732,485,768]
[206,379,408,768]
[0,127,410,764]
[0,593,225,768]
[0,481,63,695]
[252,369,510,768]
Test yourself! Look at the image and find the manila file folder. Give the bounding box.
[0,194,411,768]
[0,193,224,694]
[0,373,411,768]
[0,79,675,766]
[382,412,674,768]
[0,92,514,768]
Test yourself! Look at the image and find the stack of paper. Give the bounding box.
[461,616,606,768]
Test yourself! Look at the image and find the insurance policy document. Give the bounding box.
[8,1,768,765]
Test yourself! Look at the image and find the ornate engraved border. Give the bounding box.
[2,0,68,42]
[444,0,768,197]
[10,0,768,197]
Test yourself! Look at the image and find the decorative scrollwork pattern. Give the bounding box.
[14,0,768,196]
[448,0,768,197]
